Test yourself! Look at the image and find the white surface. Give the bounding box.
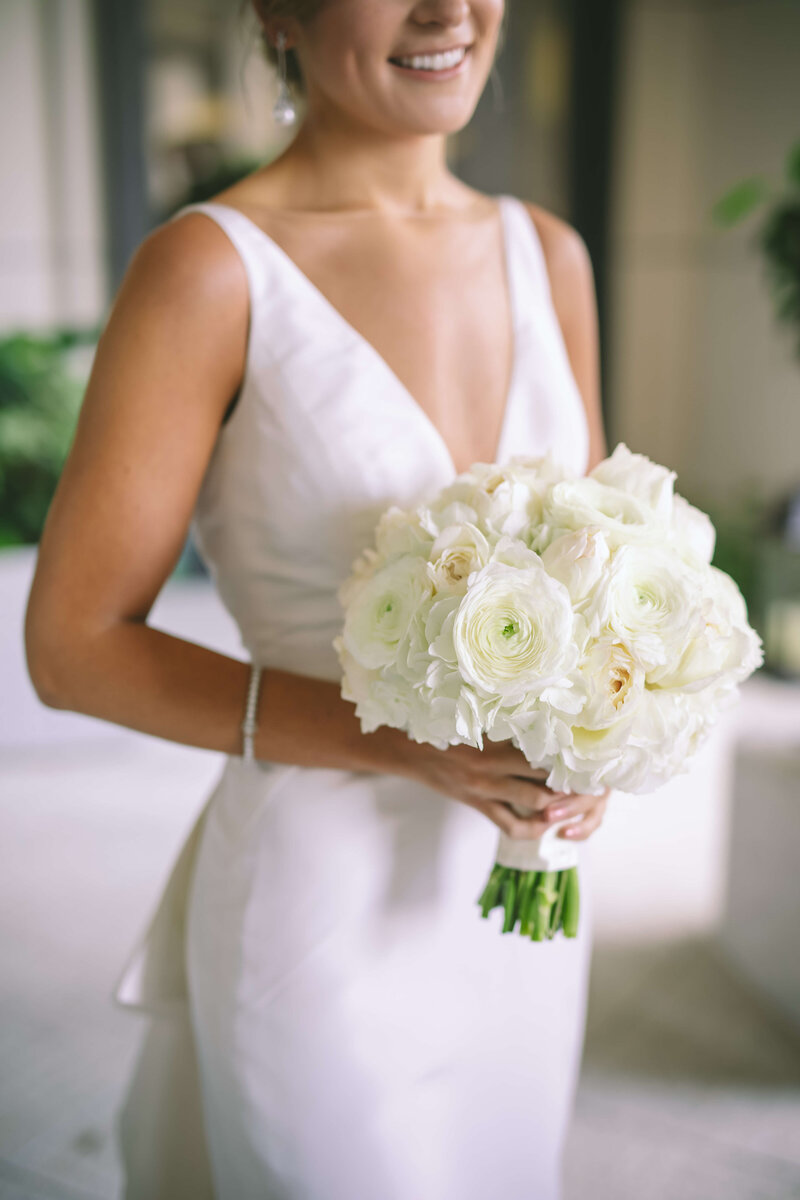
[718,740,800,1032]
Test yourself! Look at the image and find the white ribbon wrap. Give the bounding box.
[494,816,580,872]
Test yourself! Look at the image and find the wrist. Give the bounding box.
[350,722,427,781]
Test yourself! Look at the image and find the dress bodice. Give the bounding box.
[169,195,590,681]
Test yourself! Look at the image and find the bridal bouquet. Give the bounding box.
[333,444,764,942]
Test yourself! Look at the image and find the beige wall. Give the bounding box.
[0,0,106,330]
[609,0,800,508]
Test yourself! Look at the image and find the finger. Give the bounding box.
[503,777,568,814]
[542,793,601,823]
[480,741,551,782]
[483,799,551,839]
[557,807,605,841]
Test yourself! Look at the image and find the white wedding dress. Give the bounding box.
[113,193,593,1200]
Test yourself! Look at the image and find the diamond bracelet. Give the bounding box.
[241,663,263,763]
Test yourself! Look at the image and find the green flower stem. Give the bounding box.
[517,870,538,935]
[519,870,540,935]
[549,869,570,939]
[478,864,505,918]
[501,874,517,933]
[477,862,580,942]
[531,872,558,942]
[562,867,580,938]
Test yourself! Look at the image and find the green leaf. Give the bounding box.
[710,177,769,227]
[785,141,800,188]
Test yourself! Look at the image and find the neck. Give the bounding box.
[266,103,468,215]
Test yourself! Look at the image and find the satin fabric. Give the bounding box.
[113,194,592,1199]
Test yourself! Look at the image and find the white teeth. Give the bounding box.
[394,46,467,71]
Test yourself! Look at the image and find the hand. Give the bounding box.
[539,784,611,841]
[404,737,607,841]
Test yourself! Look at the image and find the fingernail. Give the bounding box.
[548,806,568,820]
[561,825,580,837]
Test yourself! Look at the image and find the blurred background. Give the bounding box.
[2,0,800,1197]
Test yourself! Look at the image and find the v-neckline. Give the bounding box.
[191,194,521,478]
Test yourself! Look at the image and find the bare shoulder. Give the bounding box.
[131,207,249,310]
[519,201,593,313]
[519,200,608,471]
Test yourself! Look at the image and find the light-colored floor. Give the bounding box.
[2,733,800,1199]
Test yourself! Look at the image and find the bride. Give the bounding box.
[25,0,610,1196]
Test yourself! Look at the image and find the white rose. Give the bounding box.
[452,547,578,704]
[426,522,492,594]
[337,546,381,609]
[342,555,432,669]
[589,442,676,520]
[541,528,612,608]
[668,493,716,565]
[418,499,481,537]
[374,506,432,560]
[647,564,764,694]
[576,637,646,729]
[551,684,716,795]
[542,477,661,549]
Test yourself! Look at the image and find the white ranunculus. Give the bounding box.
[589,442,676,520]
[334,441,763,833]
[583,542,706,668]
[452,548,578,705]
[426,522,492,594]
[341,555,432,669]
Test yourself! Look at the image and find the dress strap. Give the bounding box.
[168,201,269,303]
[503,196,556,312]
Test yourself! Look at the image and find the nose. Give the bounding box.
[410,0,472,26]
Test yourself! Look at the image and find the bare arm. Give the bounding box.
[23,210,574,841]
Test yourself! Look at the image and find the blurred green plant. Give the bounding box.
[0,329,99,548]
[696,484,768,622]
[711,140,800,361]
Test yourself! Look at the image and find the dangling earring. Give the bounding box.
[272,30,297,126]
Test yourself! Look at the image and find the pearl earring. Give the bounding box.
[272,30,297,126]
